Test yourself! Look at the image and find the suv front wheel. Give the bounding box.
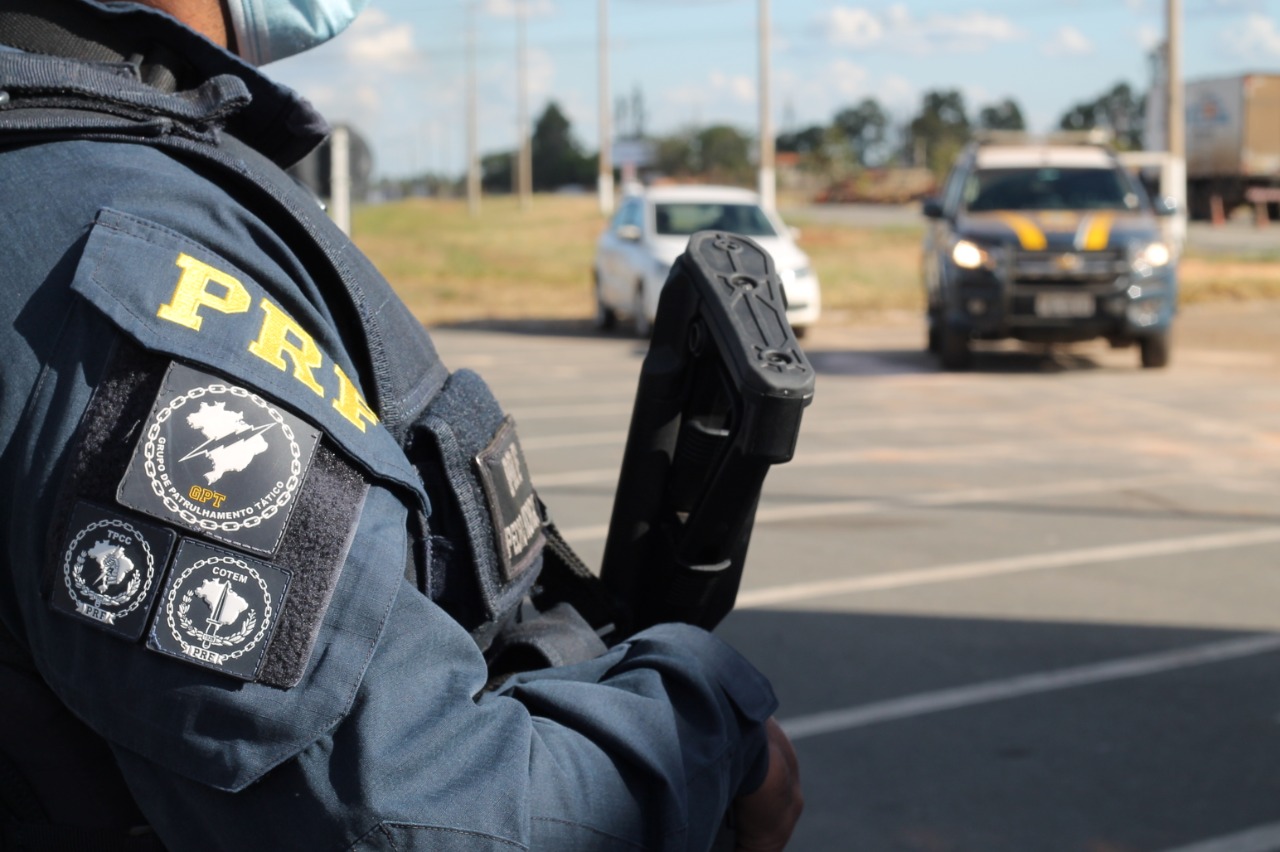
[1139,331,1170,369]
[939,326,973,370]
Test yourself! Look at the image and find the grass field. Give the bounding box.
[353,195,1280,326]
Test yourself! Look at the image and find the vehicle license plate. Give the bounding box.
[1034,292,1095,318]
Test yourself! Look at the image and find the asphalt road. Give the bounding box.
[428,306,1280,852]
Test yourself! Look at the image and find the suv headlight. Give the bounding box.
[1132,241,1171,269]
[951,239,992,270]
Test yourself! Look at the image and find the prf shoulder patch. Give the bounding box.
[51,502,177,639]
[147,539,291,680]
[117,362,321,555]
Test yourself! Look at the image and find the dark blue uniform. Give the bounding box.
[0,2,775,849]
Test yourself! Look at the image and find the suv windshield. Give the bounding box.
[965,167,1141,212]
[654,202,778,237]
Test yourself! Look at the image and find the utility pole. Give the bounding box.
[758,0,775,211]
[467,0,480,216]
[517,1,533,210]
[1166,0,1186,243]
[597,0,613,215]
[330,125,351,236]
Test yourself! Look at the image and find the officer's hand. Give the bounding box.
[733,716,803,852]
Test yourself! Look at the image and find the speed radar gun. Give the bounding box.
[599,231,815,638]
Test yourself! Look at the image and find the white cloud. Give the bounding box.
[828,59,870,98]
[484,0,556,19]
[827,7,885,47]
[342,10,416,70]
[709,71,757,104]
[1136,23,1162,50]
[823,4,1022,55]
[1220,13,1280,58]
[876,75,917,114]
[1042,25,1094,56]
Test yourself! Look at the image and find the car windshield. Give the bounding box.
[653,202,778,237]
[964,167,1141,212]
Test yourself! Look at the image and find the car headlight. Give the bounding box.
[1134,241,1171,268]
[951,240,991,270]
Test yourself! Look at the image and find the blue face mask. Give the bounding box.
[225,0,371,65]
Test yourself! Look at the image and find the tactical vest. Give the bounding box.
[0,41,611,852]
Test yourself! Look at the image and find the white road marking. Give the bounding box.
[780,633,1280,742]
[738,527,1280,608]
[522,430,625,451]
[1159,822,1280,852]
[553,473,1187,542]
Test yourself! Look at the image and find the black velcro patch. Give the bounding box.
[147,540,291,681]
[117,362,321,556]
[50,501,177,640]
[475,416,544,582]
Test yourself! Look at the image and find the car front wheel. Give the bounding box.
[633,283,652,338]
[593,273,617,331]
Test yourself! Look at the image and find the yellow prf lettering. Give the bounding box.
[248,300,325,397]
[156,254,251,331]
[332,365,378,432]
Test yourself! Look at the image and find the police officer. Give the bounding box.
[0,0,802,850]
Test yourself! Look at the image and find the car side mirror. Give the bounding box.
[922,197,945,219]
[1152,196,1178,217]
[616,223,643,242]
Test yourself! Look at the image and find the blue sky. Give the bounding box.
[264,0,1280,178]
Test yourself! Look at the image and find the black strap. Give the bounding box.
[0,0,192,92]
[533,498,621,641]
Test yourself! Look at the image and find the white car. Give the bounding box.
[592,185,821,337]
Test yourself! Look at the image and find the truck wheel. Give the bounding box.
[939,326,972,370]
[593,275,617,331]
[1139,332,1171,369]
[926,306,942,353]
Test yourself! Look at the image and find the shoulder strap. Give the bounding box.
[0,101,450,442]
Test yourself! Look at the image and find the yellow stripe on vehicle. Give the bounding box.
[1080,212,1114,250]
[994,213,1047,250]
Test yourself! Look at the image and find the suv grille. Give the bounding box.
[1012,249,1127,286]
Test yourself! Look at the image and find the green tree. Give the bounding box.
[833,98,888,166]
[978,98,1026,131]
[776,124,827,155]
[696,124,753,183]
[908,89,971,177]
[1058,82,1144,149]
[530,101,593,190]
[481,151,513,194]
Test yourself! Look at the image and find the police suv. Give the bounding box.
[922,137,1178,369]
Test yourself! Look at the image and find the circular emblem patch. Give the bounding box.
[63,519,155,623]
[143,383,301,533]
[147,541,290,680]
[117,363,321,555]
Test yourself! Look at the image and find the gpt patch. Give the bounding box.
[51,502,177,640]
[147,539,291,680]
[117,362,321,555]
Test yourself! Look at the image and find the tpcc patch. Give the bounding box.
[117,362,321,556]
[51,502,177,640]
[147,539,291,680]
[475,416,544,582]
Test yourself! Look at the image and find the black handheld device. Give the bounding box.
[598,230,815,636]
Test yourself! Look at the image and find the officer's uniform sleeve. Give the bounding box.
[0,145,776,851]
